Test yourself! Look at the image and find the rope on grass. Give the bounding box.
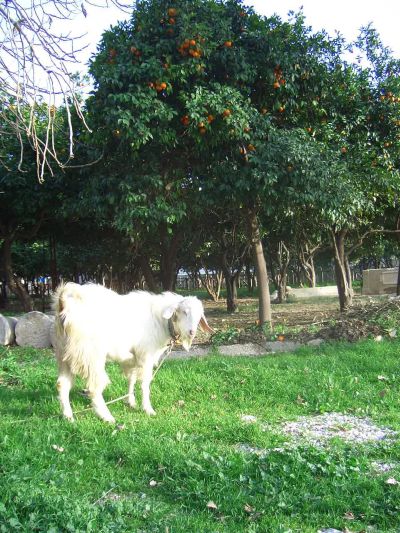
[73,341,172,416]
[5,343,174,423]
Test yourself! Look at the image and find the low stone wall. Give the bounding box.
[362,268,398,295]
[288,286,338,299]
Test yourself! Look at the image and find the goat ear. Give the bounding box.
[199,315,214,334]
[162,305,177,320]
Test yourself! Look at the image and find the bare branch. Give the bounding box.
[0,0,133,179]
[347,228,400,256]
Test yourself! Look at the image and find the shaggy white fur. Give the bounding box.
[53,282,212,423]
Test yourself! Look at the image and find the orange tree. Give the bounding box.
[86,0,400,322]
[86,0,347,325]
[296,28,400,310]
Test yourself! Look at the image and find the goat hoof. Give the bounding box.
[144,408,156,416]
[95,412,115,424]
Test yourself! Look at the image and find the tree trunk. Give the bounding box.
[1,238,34,312]
[160,228,181,291]
[397,263,400,297]
[245,262,254,294]
[248,210,271,328]
[300,254,316,287]
[298,242,320,288]
[331,228,353,311]
[49,235,58,291]
[275,241,290,304]
[223,269,238,313]
[199,268,223,301]
[139,256,159,292]
[0,278,7,308]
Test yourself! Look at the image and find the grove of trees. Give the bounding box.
[1,0,400,325]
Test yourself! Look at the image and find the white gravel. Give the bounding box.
[371,461,398,473]
[281,412,397,446]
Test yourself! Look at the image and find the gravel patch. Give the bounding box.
[281,413,397,446]
[235,443,269,457]
[240,414,258,424]
[371,461,398,473]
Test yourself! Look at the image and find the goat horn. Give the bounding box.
[199,315,214,334]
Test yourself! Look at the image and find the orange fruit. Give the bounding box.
[223,109,231,117]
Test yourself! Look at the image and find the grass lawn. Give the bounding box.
[1,340,400,532]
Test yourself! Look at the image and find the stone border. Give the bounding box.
[170,338,324,359]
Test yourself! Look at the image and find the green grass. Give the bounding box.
[1,341,400,532]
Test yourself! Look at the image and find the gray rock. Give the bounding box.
[170,345,211,359]
[218,343,266,356]
[15,311,53,348]
[265,340,302,353]
[0,314,18,345]
[307,338,324,347]
[49,319,58,348]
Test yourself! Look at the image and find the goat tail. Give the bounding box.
[53,282,109,392]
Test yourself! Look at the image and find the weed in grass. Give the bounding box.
[210,326,240,346]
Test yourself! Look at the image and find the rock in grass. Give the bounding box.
[49,320,59,349]
[0,314,18,345]
[15,311,54,348]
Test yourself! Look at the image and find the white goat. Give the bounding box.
[53,282,213,423]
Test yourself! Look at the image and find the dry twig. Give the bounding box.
[0,0,132,180]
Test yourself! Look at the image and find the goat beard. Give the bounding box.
[181,337,193,351]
